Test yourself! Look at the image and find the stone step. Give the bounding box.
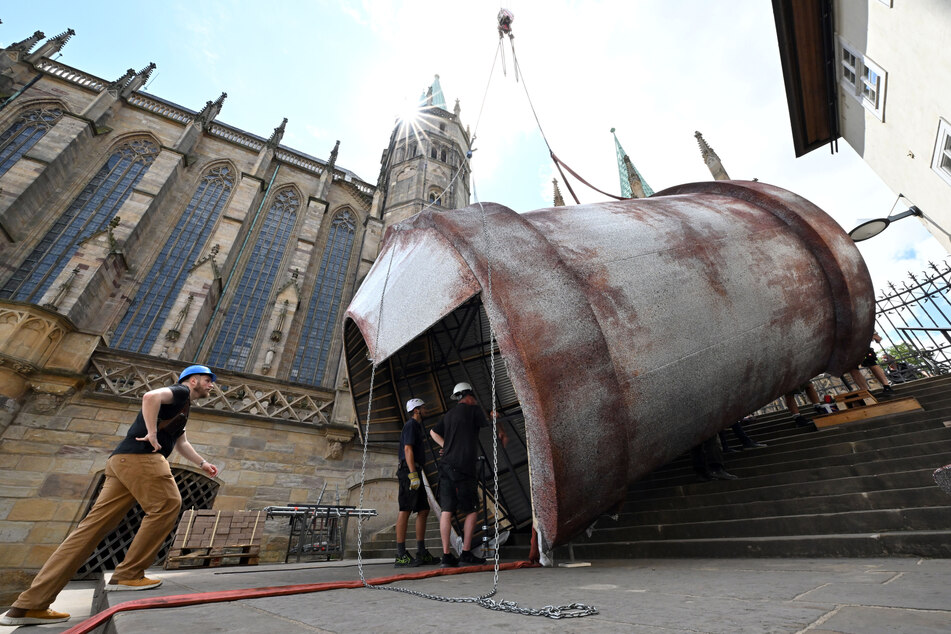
[591,505,951,542]
[624,469,943,511]
[630,451,951,503]
[556,530,951,560]
[749,406,951,447]
[551,377,951,560]
[733,404,950,448]
[745,379,951,434]
[614,486,949,527]
[640,424,951,486]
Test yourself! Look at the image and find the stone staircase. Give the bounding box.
[548,374,951,560]
[351,376,951,562]
[347,523,444,561]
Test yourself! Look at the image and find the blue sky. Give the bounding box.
[2,0,946,297]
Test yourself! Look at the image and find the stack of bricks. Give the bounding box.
[165,509,263,569]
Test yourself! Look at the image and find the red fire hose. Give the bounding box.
[63,561,538,634]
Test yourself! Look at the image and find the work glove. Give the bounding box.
[408,471,421,491]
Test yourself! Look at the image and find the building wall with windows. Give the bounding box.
[834,0,951,252]
[0,31,470,602]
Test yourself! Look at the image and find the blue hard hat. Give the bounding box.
[178,364,217,383]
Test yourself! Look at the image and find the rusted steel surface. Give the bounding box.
[344,180,875,552]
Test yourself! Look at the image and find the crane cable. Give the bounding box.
[352,14,597,619]
[503,32,628,203]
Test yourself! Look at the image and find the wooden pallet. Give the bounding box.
[165,544,260,569]
[165,509,263,569]
[834,389,878,408]
[814,396,924,429]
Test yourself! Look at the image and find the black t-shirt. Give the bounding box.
[399,417,426,469]
[113,383,191,458]
[432,402,488,477]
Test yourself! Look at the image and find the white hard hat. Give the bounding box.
[405,398,425,413]
[451,382,473,400]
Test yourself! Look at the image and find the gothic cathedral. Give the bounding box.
[0,28,471,602]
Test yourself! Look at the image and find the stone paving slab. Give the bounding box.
[4,558,951,633]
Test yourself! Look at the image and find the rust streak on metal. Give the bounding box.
[344,180,875,552]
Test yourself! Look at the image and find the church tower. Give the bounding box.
[377,75,472,228]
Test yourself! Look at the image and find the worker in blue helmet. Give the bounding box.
[2,365,220,627]
[178,364,217,384]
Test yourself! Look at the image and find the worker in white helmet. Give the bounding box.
[430,382,507,568]
[394,398,436,567]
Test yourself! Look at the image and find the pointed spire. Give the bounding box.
[106,68,136,94]
[454,98,461,118]
[623,155,646,199]
[611,128,654,198]
[27,28,75,62]
[267,117,288,149]
[326,140,340,172]
[121,62,156,97]
[694,131,730,180]
[552,178,566,207]
[195,91,227,130]
[429,74,446,109]
[10,30,45,54]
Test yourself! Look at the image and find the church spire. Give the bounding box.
[695,131,730,181]
[195,91,227,130]
[419,74,447,110]
[267,117,288,149]
[27,28,75,63]
[121,62,156,98]
[429,74,446,109]
[611,128,653,198]
[106,68,136,95]
[326,140,340,172]
[552,178,566,207]
[9,30,45,55]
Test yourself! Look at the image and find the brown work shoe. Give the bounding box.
[105,577,163,591]
[1,608,70,625]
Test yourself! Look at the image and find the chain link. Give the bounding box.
[352,146,596,620]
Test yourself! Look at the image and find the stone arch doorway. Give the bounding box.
[76,466,219,578]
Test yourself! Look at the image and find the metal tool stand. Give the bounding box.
[263,505,377,563]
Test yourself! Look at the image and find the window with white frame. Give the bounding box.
[840,44,858,89]
[932,118,951,187]
[838,36,887,120]
[861,57,885,112]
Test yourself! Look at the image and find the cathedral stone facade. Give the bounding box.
[0,28,471,602]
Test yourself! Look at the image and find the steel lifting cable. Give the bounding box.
[352,33,596,616]
[505,37,627,204]
[352,178,596,619]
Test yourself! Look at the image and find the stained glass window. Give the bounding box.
[0,106,64,178]
[112,165,234,353]
[208,187,299,371]
[1,138,159,302]
[290,209,356,385]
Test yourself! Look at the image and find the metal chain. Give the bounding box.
[352,33,597,619]
[476,188,502,592]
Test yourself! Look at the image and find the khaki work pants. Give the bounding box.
[14,453,182,610]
